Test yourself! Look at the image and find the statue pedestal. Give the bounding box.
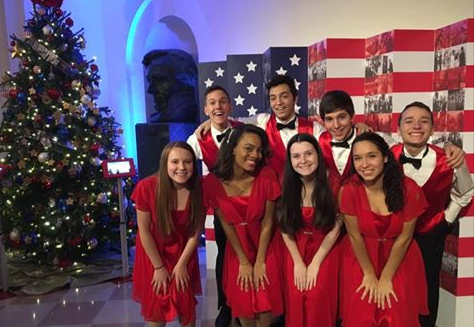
[135,122,197,178]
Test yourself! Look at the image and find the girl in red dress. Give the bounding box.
[203,124,283,327]
[131,141,204,327]
[339,133,428,327]
[277,133,342,327]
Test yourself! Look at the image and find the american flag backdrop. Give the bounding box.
[225,54,265,118]
[197,19,473,327]
[308,38,366,123]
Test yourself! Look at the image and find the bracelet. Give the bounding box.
[154,265,164,270]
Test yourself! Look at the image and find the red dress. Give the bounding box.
[339,177,428,327]
[202,166,283,318]
[281,207,340,327]
[131,175,202,324]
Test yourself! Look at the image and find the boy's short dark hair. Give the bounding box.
[204,85,230,103]
[266,75,298,98]
[398,101,433,126]
[319,90,355,119]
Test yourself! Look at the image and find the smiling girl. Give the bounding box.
[339,132,428,327]
[203,124,283,327]
[277,133,342,327]
[131,141,204,327]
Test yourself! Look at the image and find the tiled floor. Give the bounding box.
[0,247,227,327]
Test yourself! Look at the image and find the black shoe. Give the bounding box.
[270,315,285,327]
[215,304,232,327]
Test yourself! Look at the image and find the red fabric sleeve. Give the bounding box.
[262,166,282,202]
[339,182,358,216]
[131,176,156,212]
[402,177,428,222]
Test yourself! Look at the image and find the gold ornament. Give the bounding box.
[11,45,22,59]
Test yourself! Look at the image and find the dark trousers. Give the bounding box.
[214,216,227,309]
[415,221,450,327]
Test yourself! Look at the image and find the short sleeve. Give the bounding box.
[131,177,156,212]
[261,166,281,201]
[339,182,358,216]
[402,177,428,222]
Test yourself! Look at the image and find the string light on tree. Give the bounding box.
[0,0,136,267]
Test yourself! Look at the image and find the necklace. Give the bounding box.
[222,180,248,195]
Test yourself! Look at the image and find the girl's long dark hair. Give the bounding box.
[278,133,336,233]
[212,124,271,181]
[351,132,404,212]
[156,141,203,237]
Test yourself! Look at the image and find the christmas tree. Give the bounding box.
[0,0,135,268]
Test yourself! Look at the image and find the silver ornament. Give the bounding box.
[42,25,53,36]
[90,157,101,166]
[38,152,49,163]
[81,94,91,104]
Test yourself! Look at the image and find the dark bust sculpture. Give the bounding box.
[142,49,198,122]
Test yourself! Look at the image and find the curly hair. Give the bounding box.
[278,133,336,233]
[211,124,272,181]
[351,132,404,212]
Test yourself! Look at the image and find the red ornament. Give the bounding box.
[90,64,98,72]
[31,0,64,8]
[90,143,100,152]
[34,114,42,123]
[65,17,74,27]
[54,8,63,16]
[9,239,21,248]
[47,89,61,101]
[84,214,92,223]
[9,89,18,99]
[67,235,82,246]
[42,180,52,190]
[22,60,29,67]
[56,259,72,269]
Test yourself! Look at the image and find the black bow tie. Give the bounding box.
[399,155,422,170]
[276,118,296,130]
[330,140,350,148]
[399,147,428,170]
[330,128,354,149]
[216,129,231,143]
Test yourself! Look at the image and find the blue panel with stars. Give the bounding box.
[222,54,266,117]
[198,61,227,122]
[226,54,266,118]
[262,47,308,117]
